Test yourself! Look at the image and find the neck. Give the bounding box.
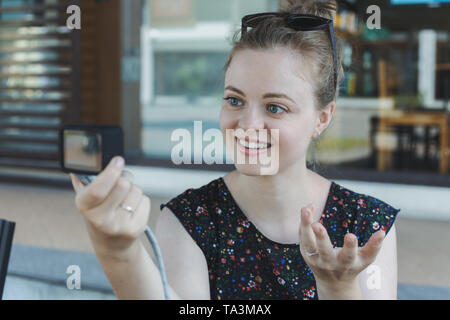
[230,161,316,223]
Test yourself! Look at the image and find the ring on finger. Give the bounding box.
[306,250,320,257]
[120,204,135,213]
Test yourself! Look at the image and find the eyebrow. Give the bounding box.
[225,85,296,104]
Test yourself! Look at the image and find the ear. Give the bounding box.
[316,101,335,135]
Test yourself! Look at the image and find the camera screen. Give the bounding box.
[64,130,102,172]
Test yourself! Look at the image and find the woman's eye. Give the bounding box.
[267,104,286,114]
[224,97,243,107]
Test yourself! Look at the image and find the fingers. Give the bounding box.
[337,233,358,266]
[119,184,143,216]
[358,230,385,266]
[311,222,334,260]
[70,173,83,194]
[95,176,134,219]
[88,177,143,231]
[76,156,125,211]
[121,170,134,184]
[128,195,151,236]
[104,190,149,240]
[298,203,318,255]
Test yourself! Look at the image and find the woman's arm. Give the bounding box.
[91,230,183,300]
[357,224,398,299]
[70,158,185,300]
[154,207,211,300]
[87,206,211,300]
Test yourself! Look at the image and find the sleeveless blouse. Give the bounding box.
[160,177,401,300]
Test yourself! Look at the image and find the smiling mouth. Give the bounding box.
[235,137,272,149]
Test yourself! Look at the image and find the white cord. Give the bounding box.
[144,226,170,300]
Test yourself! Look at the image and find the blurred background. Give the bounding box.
[0,0,449,299]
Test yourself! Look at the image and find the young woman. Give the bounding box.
[70,0,400,300]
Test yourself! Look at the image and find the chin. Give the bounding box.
[234,161,281,176]
[234,163,265,176]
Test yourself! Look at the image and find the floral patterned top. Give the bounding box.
[160,176,401,300]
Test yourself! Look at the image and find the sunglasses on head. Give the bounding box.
[241,12,338,93]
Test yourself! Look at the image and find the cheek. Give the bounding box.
[279,120,312,152]
[219,106,235,141]
[219,105,239,128]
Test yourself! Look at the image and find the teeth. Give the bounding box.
[237,138,270,149]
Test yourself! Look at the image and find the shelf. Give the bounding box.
[335,28,360,39]
[436,63,450,71]
[358,39,413,46]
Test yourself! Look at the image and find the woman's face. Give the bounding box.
[220,47,330,176]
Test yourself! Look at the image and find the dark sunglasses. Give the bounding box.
[241,12,338,93]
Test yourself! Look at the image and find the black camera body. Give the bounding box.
[59,123,124,176]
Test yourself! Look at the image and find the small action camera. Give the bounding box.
[59,123,124,185]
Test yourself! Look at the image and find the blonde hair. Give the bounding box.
[224,0,344,110]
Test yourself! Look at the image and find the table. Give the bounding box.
[376,111,450,174]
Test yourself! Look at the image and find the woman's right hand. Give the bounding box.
[70,156,151,260]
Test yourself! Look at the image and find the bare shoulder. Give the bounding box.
[154,206,211,300]
[155,206,196,247]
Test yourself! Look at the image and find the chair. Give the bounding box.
[409,126,438,169]
[375,59,416,169]
[369,115,416,170]
[377,59,402,99]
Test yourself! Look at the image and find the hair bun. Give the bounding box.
[281,0,338,21]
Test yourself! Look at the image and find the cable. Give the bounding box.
[144,226,170,300]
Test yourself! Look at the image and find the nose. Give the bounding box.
[238,104,265,131]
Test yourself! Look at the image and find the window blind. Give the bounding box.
[0,0,80,169]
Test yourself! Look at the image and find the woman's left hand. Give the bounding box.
[298,203,386,290]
